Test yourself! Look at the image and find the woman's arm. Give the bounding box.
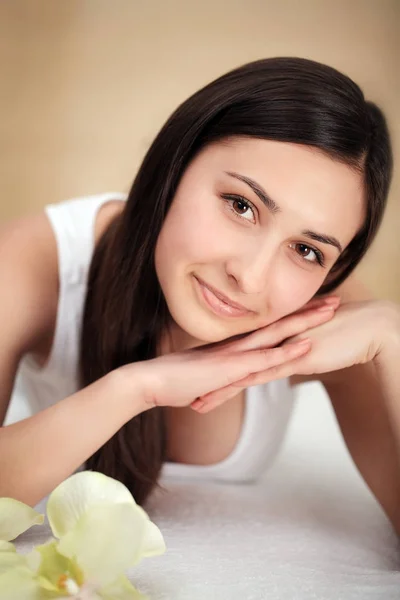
[323,359,400,536]
[0,214,149,506]
[373,321,400,453]
[0,370,147,507]
[292,276,400,535]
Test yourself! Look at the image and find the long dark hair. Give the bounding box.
[80,57,393,505]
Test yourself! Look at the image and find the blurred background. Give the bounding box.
[0,0,398,300]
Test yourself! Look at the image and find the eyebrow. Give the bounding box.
[225,170,343,254]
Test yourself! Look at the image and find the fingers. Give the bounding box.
[192,343,312,414]
[201,297,340,356]
[227,337,312,385]
[191,384,242,413]
[189,299,339,409]
[292,294,340,314]
[192,338,311,412]
[231,302,337,353]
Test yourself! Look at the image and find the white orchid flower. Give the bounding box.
[0,498,44,542]
[0,471,166,599]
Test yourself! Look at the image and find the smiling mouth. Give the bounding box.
[194,276,253,318]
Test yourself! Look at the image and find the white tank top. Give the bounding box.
[11,192,295,482]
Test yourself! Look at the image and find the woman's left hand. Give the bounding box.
[193,299,400,413]
[279,299,400,376]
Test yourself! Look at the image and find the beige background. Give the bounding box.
[0,0,398,300]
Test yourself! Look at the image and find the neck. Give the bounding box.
[157,319,205,356]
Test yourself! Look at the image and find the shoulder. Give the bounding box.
[326,273,375,304]
[0,210,59,359]
[290,273,375,387]
[94,199,125,246]
[0,197,125,363]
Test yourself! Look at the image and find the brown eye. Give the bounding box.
[290,242,325,267]
[233,199,249,215]
[298,244,313,258]
[221,194,256,223]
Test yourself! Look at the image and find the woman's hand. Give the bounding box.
[281,299,400,374]
[117,295,340,412]
[195,299,400,413]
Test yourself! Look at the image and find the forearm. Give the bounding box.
[0,370,148,507]
[374,332,400,461]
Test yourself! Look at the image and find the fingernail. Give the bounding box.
[191,400,204,410]
[317,305,335,312]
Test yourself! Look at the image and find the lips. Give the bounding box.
[194,276,252,317]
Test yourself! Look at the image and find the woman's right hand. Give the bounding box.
[118,295,340,412]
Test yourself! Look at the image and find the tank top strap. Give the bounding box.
[41,192,127,381]
[45,192,127,288]
[12,192,127,418]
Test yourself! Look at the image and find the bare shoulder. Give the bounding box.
[289,273,375,387]
[94,199,125,246]
[0,197,126,424]
[0,210,60,359]
[328,273,376,304]
[0,209,61,423]
[0,197,125,359]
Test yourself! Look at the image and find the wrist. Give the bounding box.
[106,365,153,422]
[376,301,400,358]
[372,303,400,377]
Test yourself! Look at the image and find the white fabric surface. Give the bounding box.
[12,382,400,599]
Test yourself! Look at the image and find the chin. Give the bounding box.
[161,274,259,346]
[167,299,257,347]
[171,308,233,344]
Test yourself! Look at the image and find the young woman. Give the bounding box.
[1,57,399,535]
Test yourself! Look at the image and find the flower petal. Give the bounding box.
[57,503,147,587]
[0,551,27,575]
[24,548,41,572]
[0,566,41,600]
[0,498,44,541]
[35,539,84,592]
[47,471,135,538]
[99,574,148,600]
[135,507,166,560]
[0,541,16,553]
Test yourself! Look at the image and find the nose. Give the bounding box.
[225,239,278,295]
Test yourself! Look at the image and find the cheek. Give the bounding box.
[263,263,323,324]
[156,200,223,271]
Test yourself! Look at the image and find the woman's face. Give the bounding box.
[154,137,365,350]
